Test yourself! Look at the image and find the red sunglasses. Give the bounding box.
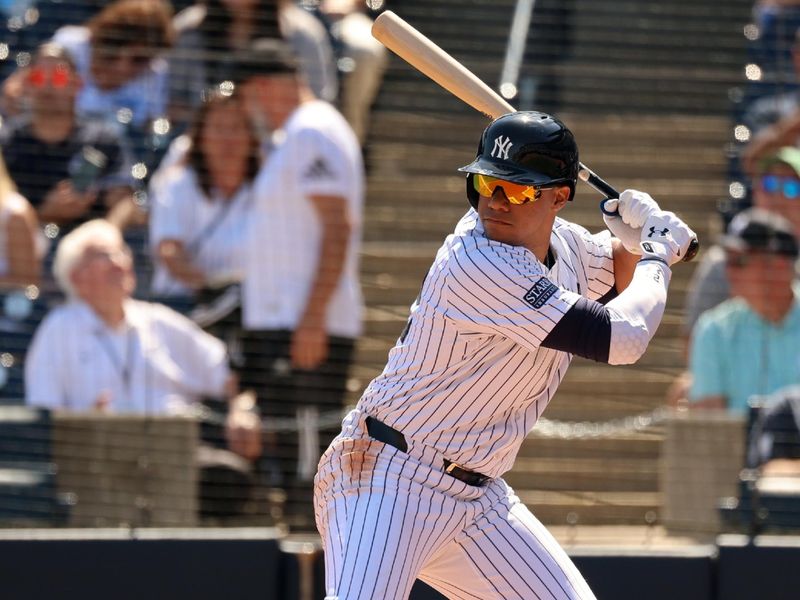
[27,65,72,89]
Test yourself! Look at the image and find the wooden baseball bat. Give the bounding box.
[371,10,699,262]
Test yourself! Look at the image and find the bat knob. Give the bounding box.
[683,238,700,263]
[600,198,619,216]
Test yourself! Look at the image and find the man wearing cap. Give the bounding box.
[231,39,364,530]
[684,146,800,334]
[688,208,800,414]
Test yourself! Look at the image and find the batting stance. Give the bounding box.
[314,112,695,600]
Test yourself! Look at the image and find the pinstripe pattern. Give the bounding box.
[359,211,613,478]
[314,411,597,599]
[314,210,610,599]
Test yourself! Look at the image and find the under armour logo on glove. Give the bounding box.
[647,226,669,238]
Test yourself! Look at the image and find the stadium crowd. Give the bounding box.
[0,0,386,531]
[3,0,800,535]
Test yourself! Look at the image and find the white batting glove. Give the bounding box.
[602,189,662,255]
[616,189,661,229]
[639,211,696,266]
[603,212,642,255]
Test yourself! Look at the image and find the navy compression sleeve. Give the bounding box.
[541,296,611,363]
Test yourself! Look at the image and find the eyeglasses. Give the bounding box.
[27,65,71,89]
[473,174,544,205]
[760,175,800,199]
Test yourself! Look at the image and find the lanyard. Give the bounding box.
[94,326,136,394]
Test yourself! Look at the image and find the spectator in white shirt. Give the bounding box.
[25,218,262,516]
[25,219,259,451]
[150,90,260,299]
[233,39,363,530]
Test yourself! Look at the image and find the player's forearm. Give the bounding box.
[611,238,638,293]
[604,260,671,365]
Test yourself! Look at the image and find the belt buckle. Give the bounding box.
[445,461,462,475]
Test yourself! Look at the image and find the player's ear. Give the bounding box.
[551,186,570,212]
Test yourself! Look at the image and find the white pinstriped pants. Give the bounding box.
[314,411,596,600]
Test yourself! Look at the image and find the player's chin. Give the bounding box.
[482,218,516,242]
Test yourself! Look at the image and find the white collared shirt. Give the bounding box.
[149,166,253,296]
[25,299,230,414]
[242,100,364,337]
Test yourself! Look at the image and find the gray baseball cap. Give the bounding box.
[721,208,799,257]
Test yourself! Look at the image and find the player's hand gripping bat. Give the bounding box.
[371,10,699,262]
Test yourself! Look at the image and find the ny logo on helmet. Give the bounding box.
[491,136,513,160]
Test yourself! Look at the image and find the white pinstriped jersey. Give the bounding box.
[358,209,615,479]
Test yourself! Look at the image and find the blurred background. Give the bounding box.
[1,0,800,598]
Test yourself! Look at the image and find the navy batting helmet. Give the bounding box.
[459,111,579,209]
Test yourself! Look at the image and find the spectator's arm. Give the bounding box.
[105,187,145,230]
[0,67,27,117]
[291,194,351,370]
[25,316,66,409]
[0,198,40,288]
[156,239,206,289]
[38,181,96,224]
[321,0,363,18]
[157,306,231,397]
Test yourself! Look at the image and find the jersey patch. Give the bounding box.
[523,277,558,309]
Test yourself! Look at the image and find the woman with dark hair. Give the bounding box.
[169,0,336,124]
[150,90,259,299]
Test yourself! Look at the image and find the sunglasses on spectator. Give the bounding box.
[473,174,548,205]
[760,175,800,199]
[27,65,72,88]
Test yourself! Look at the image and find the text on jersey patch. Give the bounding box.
[523,277,558,309]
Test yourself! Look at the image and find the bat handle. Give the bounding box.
[577,164,700,263]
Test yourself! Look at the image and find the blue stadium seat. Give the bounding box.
[0,406,68,524]
[0,289,51,404]
[720,396,800,534]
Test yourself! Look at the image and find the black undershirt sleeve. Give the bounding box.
[541,296,612,363]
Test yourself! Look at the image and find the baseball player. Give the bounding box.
[314,111,695,600]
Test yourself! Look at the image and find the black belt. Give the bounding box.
[365,416,490,487]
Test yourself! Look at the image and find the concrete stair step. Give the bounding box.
[505,456,659,492]
[369,111,732,147]
[519,434,662,462]
[516,490,662,526]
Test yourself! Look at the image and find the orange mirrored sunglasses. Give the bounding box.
[473,173,543,205]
